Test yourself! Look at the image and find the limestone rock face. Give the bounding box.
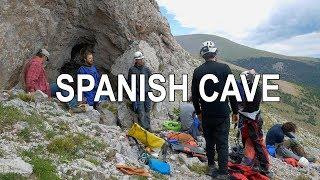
[1,0,198,131]
[0,0,193,90]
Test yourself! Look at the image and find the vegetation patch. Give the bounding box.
[173,107,181,118]
[101,103,118,115]
[22,146,59,180]
[0,104,46,134]
[47,134,89,160]
[30,156,60,180]
[45,130,58,140]
[0,148,5,158]
[47,134,107,161]
[0,173,27,180]
[17,93,35,102]
[17,127,32,142]
[57,121,70,132]
[151,172,168,180]
[188,163,208,175]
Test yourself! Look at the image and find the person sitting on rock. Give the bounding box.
[77,49,108,109]
[24,49,84,112]
[178,97,201,139]
[127,51,152,131]
[24,49,51,96]
[266,122,316,163]
[237,69,271,176]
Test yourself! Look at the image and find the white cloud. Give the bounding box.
[256,32,320,57]
[157,0,320,57]
[157,0,277,42]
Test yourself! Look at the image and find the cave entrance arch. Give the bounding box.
[59,42,95,91]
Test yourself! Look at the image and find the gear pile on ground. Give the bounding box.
[0,90,211,179]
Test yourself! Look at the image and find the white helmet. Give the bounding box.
[134,51,144,60]
[298,157,309,167]
[200,41,218,58]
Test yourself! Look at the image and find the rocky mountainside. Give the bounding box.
[0,0,193,90]
[0,89,319,179]
[1,1,320,180]
[0,0,198,128]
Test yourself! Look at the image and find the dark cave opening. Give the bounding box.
[59,43,95,91]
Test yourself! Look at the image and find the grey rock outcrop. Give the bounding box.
[0,0,193,91]
[0,158,33,177]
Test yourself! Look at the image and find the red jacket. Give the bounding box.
[24,56,50,96]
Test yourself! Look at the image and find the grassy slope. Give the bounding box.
[230,66,320,140]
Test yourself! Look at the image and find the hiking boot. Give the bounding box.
[214,173,230,180]
[253,166,274,179]
[206,164,217,176]
[306,156,317,163]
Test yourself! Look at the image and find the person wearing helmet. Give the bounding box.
[191,41,239,178]
[128,51,152,131]
[236,69,271,177]
[24,49,51,96]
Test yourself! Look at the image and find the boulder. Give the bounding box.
[117,102,137,128]
[111,40,160,76]
[0,158,33,177]
[99,108,117,126]
[73,109,101,124]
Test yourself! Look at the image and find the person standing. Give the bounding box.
[237,70,271,177]
[128,51,152,131]
[191,41,239,178]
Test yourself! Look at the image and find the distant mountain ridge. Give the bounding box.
[176,34,320,87]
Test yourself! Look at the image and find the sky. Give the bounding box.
[157,0,320,58]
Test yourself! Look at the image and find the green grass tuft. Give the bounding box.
[22,146,59,180]
[0,104,46,134]
[0,173,27,180]
[101,103,118,115]
[47,134,89,160]
[47,134,107,161]
[17,93,35,102]
[188,163,208,175]
[17,128,32,142]
[30,156,60,180]
[173,107,181,118]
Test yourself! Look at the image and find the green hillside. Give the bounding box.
[176,34,319,63]
[176,34,320,87]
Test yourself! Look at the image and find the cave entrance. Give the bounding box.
[59,43,95,91]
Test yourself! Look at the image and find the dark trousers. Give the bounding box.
[202,116,230,174]
[133,95,152,131]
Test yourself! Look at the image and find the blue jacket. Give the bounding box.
[266,124,295,146]
[78,65,101,106]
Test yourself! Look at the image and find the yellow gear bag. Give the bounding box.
[128,123,165,149]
